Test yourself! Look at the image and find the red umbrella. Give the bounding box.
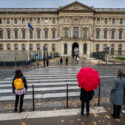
[77,67,100,91]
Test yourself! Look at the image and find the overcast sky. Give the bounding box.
[0,0,125,8]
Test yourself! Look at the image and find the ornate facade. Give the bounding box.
[0,1,125,58]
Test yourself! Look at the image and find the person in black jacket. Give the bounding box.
[12,69,27,113]
[80,88,94,116]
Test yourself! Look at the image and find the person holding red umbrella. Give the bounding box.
[77,67,100,116]
[80,88,94,116]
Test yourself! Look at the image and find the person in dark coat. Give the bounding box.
[80,88,94,116]
[46,59,49,67]
[110,70,125,119]
[66,58,68,65]
[12,69,27,113]
[60,57,63,64]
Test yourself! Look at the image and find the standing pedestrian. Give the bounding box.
[110,70,125,119]
[60,57,63,64]
[46,59,49,67]
[66,58,68,65]
[80,88,94,116]
[12,69,27,113]
[122,72,125,113]
[43,57,46,67]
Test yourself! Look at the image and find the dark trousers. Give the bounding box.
[81,100,90,115]
[113,105,121,118]
[15,94,24,110]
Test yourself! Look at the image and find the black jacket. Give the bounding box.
[80,88,94,101]
[12,76,27,93]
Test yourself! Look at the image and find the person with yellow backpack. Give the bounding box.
[12,69,27,113]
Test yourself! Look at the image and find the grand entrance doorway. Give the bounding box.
[72,42,79,57]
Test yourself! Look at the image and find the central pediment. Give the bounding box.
[58,1,95,12]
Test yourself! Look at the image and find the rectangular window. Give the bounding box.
[22,18,25,24]
[104,18,108,24]
[104,30,107,39]
[0,18,2,24]
[45,18,48,24]
[14,19,18,24]
[96,30,100,39]
[37,18,40,24]
[120,18,123,24]
[0,30,3,39]
[111,30,115,39]
[73,27,79,39]
[7,30,10,39]
[52,30,56,39]
[45,30,48,39]
[119,31,122,39]
[112,18,115,24]
[15,30,18,39]
[83,29,87,39]
[65,29,68,38]
[52,18,56,24]
[37,30,40,39]
[30,30,33,39]
[96,45,99,52]
[7,18,10,24]
[64,44,67,54]
[22,30,25,39]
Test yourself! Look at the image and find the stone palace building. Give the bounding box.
[0,1,125,58]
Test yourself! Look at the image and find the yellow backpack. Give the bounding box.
[14,78,24,90]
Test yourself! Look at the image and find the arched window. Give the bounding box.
[52,44,55,52]
[14,44,18,50]
[22,44,25,51]
[7,44,11,50]
[64,43,67,54]
[30,30,33,39]
[37,44,40,50]
[111,44,114,55]
[0,29,3,39]
[103,44,107,51]
[7,29,11,39]
[104,29,107,39]
[52,29,56,39]
[96,29,100,39]
[22,29,25,39]
[37,29,41,39]
[83,44,87,54]
[0,44,3,50]
[14,29,18,39]
[118,44,122,55]
[29,44,33,51]
[83,28,88,39]
[96,44,99,52]
[111,29,115,39]
[45,29,48,39]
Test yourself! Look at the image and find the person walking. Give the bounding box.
[110,70,125,119]
[80,88,94,116]
[12,69,27,113]
[46,59,49,67]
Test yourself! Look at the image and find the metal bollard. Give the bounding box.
[98,83,101,107]
[66,84,69,108]
[32,85,35,111]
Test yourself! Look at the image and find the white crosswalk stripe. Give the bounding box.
[0,67,80,102]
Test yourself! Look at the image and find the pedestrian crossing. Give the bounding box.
[0,67,81,102]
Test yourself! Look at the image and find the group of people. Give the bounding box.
[12,69,125,120]
[60,57,68,65]
[80,70,125,119]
